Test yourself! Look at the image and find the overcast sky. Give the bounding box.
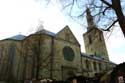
[0,0,125,64]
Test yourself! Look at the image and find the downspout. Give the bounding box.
[50,36,54,79]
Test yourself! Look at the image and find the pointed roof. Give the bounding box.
[55,26,80,45]
[86,8,96,30]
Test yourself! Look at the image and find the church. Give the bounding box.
[0,8,116,81]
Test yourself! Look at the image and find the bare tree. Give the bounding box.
[36,0,125,37]
[87,0,125,37]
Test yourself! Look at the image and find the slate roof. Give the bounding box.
[5,29,55,41]
[7,34,26,40]
[81,53,116,64]
[35,29,56,36]
[81,53,104,61]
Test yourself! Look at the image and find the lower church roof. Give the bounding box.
[7,34,26,40]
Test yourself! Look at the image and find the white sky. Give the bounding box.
[0,0,124,64]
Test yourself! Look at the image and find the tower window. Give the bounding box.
[100,35,103,41]
[88,35,92,44]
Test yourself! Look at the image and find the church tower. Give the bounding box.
[83,8,109,60]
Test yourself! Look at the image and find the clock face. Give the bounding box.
[63,46,75,61]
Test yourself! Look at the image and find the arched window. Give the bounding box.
[8,44,16,66]
[99,63,102,71]
[93,62,97,71]
[86,60,90,70]
[6,43,16,79]
[88,35,92,44]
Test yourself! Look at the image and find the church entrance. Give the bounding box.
[61,66,77,81]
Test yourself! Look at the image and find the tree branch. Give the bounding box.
[62,2,73,10]
[101,19,118,31]
[69,0,75,15]
[103,7,110,15]
[100,0,113,8]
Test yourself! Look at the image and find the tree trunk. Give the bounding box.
[112,0,125,37]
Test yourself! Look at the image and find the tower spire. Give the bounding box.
[86,8,96,30]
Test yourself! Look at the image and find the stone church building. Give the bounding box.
[0,8,115,81]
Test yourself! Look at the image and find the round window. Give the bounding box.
[63,46,75,61]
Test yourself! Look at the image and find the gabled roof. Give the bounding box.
[55,26,80,45]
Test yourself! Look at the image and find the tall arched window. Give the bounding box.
[93,62,97,71]
[6,43,16,80]
[99,63,102,71]
[88,35,92,44]
[86,60,90,70]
